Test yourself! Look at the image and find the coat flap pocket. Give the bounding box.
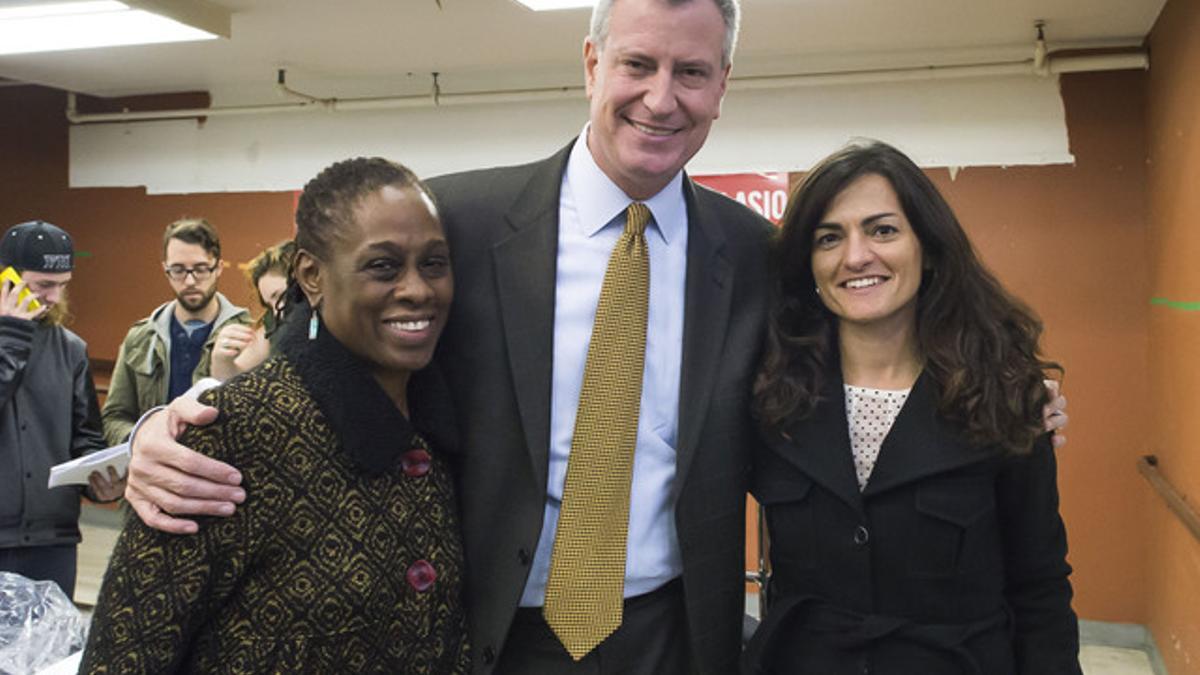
[123,340,152,375]
[915,476,995,526]
[126,340,162,377]
[751,472,814,505]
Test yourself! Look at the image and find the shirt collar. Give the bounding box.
[565,124,686,245]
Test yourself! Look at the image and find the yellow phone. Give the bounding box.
[0,267,42,312]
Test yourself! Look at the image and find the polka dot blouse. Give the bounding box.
[844,384,912,491]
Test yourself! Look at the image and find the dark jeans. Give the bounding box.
[0,544,77,601]
[498,578,692,675]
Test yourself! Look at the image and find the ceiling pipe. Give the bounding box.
[64,50,1148,125]
[276,68,327,106]
[1032,22,1049,76]
[728,51,1146,92]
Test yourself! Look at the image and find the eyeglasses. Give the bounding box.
[164,264,217,282]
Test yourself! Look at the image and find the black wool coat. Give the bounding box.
[745,371,1082,675]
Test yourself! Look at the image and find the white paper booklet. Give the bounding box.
[47,443,129,489]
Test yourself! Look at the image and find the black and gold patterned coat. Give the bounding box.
[81,318,470,674]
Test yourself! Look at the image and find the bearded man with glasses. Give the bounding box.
[102,218,249,446]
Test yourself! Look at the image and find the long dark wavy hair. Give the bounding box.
[753,140,1060,455]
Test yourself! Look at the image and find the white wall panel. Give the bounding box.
[69,75,1072,194]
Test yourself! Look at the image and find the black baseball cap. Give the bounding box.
[0,220,74,272]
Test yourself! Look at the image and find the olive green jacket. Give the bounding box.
[101,293,249,445]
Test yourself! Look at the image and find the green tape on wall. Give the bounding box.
[1151,297,1200,311]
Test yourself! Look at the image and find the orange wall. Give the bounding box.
[1145,0,1200,671]
[1,71,1160,629]
[935,70,1153,625]
[0,85,295,360]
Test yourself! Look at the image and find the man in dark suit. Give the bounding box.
[427,144,768,673]
[423,0,767,670]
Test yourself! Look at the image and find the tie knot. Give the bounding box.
[625,202,651,236]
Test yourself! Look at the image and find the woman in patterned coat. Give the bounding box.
[745,141,1080,674]
[81,157,469,674]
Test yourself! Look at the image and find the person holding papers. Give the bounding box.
[0,220,121,601]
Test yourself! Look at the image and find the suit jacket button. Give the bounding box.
[483,646,497,664]
[517,548,531,566]
[406,559,437,592]
[401,448,432,477]
[853,525,870,545]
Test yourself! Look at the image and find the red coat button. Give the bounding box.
[406,559,437,592]
[401,448,432,477]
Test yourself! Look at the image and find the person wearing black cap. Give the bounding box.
[0,219,123,600]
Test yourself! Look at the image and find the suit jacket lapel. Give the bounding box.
[674,178,734,496]
[862,372,997,496]
[491,144,571,490]
[769,372,865,513]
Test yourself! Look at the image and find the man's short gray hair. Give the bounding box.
[589,0,740,68]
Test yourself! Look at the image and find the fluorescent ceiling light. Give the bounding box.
[512,0,595,10]
[0,0,228,56]
[0,1,126,20]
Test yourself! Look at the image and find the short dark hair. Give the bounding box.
[162,217,221,260]
[294,157,435,262]
[754,140,1061,455]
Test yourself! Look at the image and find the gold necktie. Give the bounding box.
[544,202,651,660]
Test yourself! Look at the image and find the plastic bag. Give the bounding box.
[0,572,86,675]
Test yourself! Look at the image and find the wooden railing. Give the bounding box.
[1138,455,1200,542]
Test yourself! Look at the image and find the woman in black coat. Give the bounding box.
[745,141,1081,675]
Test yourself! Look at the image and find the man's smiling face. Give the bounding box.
[583,0,730,200]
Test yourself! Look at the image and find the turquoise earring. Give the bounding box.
[308,305,320,340]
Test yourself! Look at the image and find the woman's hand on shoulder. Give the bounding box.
[1042,379,1068,449]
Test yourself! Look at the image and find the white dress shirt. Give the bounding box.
[519,128,689,606]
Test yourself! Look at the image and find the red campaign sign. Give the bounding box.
[692,172,790,224]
